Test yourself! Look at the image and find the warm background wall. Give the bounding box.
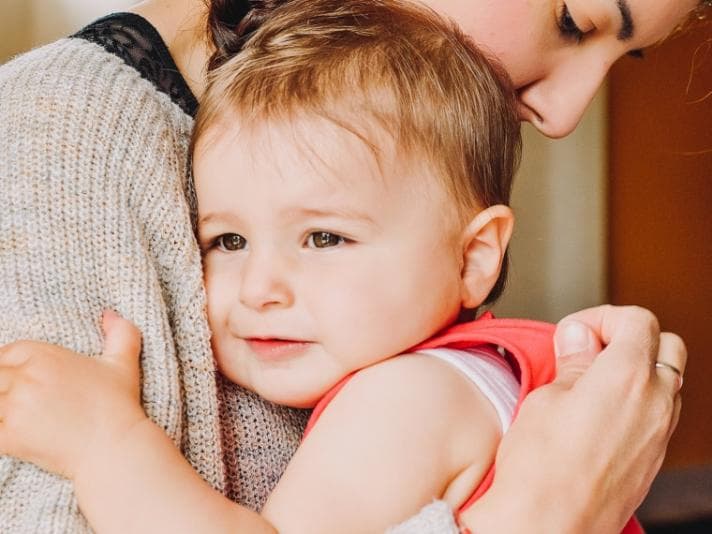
[495,95,608,322]
[608,23,712,526]
[0,0,31,63]
[0,0,134,64]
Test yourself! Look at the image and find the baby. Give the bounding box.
[0,1,640,532]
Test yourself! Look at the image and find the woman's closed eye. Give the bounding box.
[306,231,346,249]
[558,3,586,42]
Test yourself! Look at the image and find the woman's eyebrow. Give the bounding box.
[617,0,635,40]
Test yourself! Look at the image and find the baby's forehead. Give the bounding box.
[213,110,432,189]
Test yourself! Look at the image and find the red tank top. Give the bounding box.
[305,313,643,533]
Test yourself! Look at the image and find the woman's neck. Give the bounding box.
[129,0,212,100]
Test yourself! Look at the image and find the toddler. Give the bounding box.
[0,1,640,533]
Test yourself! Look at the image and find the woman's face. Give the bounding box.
[423,0,699,137]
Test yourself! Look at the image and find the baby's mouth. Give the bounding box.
[244,338,312,360]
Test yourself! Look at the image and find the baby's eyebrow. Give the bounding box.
[198,211,241,226]
[290,206,377,225]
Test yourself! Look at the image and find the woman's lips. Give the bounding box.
[244,338,311,360]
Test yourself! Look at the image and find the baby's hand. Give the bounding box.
[0,311,146,480]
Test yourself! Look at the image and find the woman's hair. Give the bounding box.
[195,0,521,304]
[694,0,712,19]
[206,0,289,70]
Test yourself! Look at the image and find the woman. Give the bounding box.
[0,0,700,531]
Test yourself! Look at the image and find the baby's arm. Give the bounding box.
[262,352,502,533]
[0,312,273,534]
[0,314,498,533]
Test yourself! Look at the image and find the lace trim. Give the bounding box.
[73,12,198,118]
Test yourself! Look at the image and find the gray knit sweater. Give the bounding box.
[0,19,457,534]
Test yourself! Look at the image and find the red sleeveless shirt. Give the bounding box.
[304,313,643,533]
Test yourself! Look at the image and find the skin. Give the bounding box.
[195,116,510,408]
[0,0,694,532]
[421,0,699,137]
[133,0,700,137]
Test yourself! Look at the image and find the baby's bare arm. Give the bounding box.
[263,353,501,533]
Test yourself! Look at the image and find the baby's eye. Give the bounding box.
[558,3,585,42]
[307,231,344,249]
[215,233,247,251]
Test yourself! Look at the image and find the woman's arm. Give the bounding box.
[0,33,227,529]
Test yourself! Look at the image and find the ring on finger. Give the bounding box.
[655,361,684,391]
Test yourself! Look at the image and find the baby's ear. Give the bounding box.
[459,205,514,308]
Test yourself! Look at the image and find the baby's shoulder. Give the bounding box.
[297,353,504,512]
[349,352,482,409]
[325,353,501,456]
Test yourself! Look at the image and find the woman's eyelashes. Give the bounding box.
[555,3,644,59]
[558,3,585,42]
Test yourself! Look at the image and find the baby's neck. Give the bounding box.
[129,0,212,100]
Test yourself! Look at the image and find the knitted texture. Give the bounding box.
[0,38,307,532]
[217,374,310,507]
[387,500,460,534]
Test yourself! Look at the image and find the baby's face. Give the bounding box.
[193,115,467,408]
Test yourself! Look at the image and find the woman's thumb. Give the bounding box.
[553,320,603,387]
[101,310,142,370]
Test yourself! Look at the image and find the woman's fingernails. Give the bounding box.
[555,320,591,357]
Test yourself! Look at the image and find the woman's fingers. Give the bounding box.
[654,332,686,394]
[553,320,602,387]
[559,305,662,366]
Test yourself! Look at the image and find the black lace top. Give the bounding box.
[73,12,199,118]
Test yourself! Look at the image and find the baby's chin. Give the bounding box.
[257,389,323,410]
[243,371,334,410]
[215,345,336,408]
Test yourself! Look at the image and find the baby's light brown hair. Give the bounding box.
[193,0,522,303]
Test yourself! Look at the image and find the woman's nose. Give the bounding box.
[517,52,612,139]
[238,249,294,311]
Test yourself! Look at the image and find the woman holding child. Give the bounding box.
[0,0,702,531]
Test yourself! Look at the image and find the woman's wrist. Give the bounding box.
[458,476,587,534]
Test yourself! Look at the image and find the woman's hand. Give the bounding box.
[460,304,685,534]
[0,311,147,480]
